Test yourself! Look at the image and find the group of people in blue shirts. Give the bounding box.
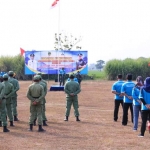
[112,73,150,137]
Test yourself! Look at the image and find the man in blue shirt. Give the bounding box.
[121,74,135,126]
[59,68,66,86]
[112,74,124,122]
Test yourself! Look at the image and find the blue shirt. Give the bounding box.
[132,87,141,106]
[59,69,66,75]
[67,78,78,83]
[139,89,150,110]
[121,80,135,103]
[112,80,125,100]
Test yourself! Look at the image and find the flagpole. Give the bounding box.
[57,0,61,86]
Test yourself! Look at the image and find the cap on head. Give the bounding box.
[3,74,8,79]
[78,53,83,56]
[8,71,14,75]
[36,75,42,79]
[33,75,40,81]
[36,72,42,75]
[30,53,35,57]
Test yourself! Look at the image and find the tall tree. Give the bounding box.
[95,60,105,71]
[54,32,82,51]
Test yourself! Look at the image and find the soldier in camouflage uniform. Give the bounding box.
[27,75,45,132]
[8,71,20,121]
[64,74,81,121]
[3,74,15,127]
[0,75,10,132]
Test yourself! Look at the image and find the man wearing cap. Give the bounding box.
[64,74,81,121]
[0,75,10,132]
[28,53,38,71]
[27,75,45,132]
[3,74,15,127]
[121,73,135,126]
[36,73,48,125]
[33,74,48,126]
[76,53,86,70]
[8,71,20,121]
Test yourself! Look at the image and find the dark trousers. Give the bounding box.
[114,100,123,121]
[140,110,150,136]
[122,103,133,125]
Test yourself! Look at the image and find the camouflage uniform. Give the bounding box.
[64,74,81,121]
[8,71,20,121]
[27,75,45,132]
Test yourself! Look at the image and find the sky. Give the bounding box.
[0,0,150,64]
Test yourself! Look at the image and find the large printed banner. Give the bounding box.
[25,50,88,75]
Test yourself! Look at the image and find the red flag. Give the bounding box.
[51,0,59,8]
[20,48,25,57]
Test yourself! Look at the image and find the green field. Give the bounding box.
[88,70,106,80]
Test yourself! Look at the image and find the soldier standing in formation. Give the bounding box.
[3,74,15,127]
[8,71,20,121]
[0,75,10,132]
[26,75,45,132]
[64,74,81,121]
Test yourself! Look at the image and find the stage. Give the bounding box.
[49,85,64,91]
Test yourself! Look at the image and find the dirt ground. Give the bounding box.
[0,80,149,150]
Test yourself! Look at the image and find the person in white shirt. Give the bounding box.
[28,54,38,71]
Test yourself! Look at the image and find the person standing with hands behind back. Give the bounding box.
[112,74,124,122]
[121,73,135,126]
[64,74,81,121]
[132,76,144,131]
[138,77,150,137]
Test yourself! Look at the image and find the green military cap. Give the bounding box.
[8,71,14,75]
[36,75,42,79]
[33,75,40,80]
[3,74,8,79]
[36,72,42,75]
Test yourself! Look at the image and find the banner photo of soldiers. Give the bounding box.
[25,50,88,75]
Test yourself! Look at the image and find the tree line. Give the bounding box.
[104,57,150,80]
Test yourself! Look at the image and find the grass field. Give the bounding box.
[0,80,149,150]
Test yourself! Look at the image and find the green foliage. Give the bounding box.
[104,58,150,80]
[88,70,106,80]
[95,60,105,70]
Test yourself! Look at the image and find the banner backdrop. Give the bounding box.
[25,50,88,75]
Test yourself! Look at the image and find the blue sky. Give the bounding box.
[0,0,150,64]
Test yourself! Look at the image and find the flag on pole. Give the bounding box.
[20,48,25,57]
[51,0,59,8]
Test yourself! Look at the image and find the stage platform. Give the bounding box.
[49,85,64,91]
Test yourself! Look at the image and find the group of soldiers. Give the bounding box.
[0,70,82,133]
[0,71,19,132]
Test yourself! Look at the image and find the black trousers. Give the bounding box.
[114,100,123,121]
[122,103,133,125]
[140,110,150,136]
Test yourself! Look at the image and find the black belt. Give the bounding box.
[2,97,5,100]
[33,97,39,98]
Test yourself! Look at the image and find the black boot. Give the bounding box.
[10,121,14,126]
[28,124,33,131]
[0,121,2,127]
[33,119,36,126]
[38,125,45,132]
[3,126,10,132]
[14,116,19,121]
[76,116,80,121]
[64,116,68,121]
[43,120,48,126]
